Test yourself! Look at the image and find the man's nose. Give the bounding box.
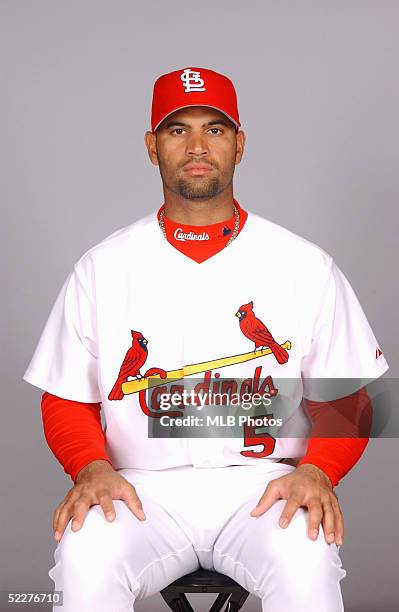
[186,132,209,156]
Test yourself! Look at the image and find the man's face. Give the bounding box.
[145,106,245,200]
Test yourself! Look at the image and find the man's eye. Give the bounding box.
[170,128,222,135]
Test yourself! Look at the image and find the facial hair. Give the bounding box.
[176,175,221,200]
[156,144,234,201]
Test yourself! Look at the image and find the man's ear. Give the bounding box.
[235,129,246,165]
[144,131,159,166]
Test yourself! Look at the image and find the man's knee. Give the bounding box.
[58,501,130,568]
[49,501,139,609]
[255,504,346,600]
[49,497,198,607]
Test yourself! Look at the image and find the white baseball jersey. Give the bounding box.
[23,208,389,470]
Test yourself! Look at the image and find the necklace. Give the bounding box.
[158,204,240,246]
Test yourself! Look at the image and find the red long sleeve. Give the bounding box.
[41,392,113,483]
[297,386,372,488]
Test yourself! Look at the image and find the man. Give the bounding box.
[24,67,389,611]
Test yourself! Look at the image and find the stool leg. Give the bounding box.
[224,588,250,612]
[209,592,231,612]
[160,591,195,612]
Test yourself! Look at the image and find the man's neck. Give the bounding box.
[162,189,235,226]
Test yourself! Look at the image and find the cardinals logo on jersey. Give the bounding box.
[110,303,291,401]
[108,330,148,401]
[236,301,289,365]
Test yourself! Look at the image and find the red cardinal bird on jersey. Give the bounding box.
[235,301,289,365]
[108,330,149,400]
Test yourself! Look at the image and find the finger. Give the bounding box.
[330,496,345,546]
[98,494,116,522]
[307,499,324,541]
[54,504,74,541]
[321,500,336,544]
[53,504,64,534]
[122,485,146,521]
[278,495,301,528]
[70,499,91,533]
[53,488,78,537]
[53,504,67,540]
[250,483,281,517]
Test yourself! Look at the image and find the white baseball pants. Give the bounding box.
[48,463,347,611]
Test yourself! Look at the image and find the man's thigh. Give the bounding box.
[212,491,347,612]
[49,494,200,611]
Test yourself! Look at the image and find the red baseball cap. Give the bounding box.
[151,67,240,133]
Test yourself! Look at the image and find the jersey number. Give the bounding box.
[240,412,276,458]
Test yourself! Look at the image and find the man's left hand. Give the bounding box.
[250,464,344,546]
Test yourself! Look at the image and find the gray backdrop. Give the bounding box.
[1,1,398,611]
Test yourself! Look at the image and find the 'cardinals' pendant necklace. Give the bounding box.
[158,204,240,246]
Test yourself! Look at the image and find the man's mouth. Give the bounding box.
[183,163,214,176]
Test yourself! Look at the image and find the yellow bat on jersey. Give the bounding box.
[121,341,292,396]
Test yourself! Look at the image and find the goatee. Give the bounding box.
[177,177,221,200]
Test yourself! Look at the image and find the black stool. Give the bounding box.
[160,569,250,612]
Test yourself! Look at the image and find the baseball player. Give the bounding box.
[23,67,389,611]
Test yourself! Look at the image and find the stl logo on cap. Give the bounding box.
[151,66,241,132]
[180,68,206,93]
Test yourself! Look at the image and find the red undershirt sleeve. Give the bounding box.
[41,391,113,484]
[297,386,372,488]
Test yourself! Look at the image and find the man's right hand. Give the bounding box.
[53,460,146,542]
